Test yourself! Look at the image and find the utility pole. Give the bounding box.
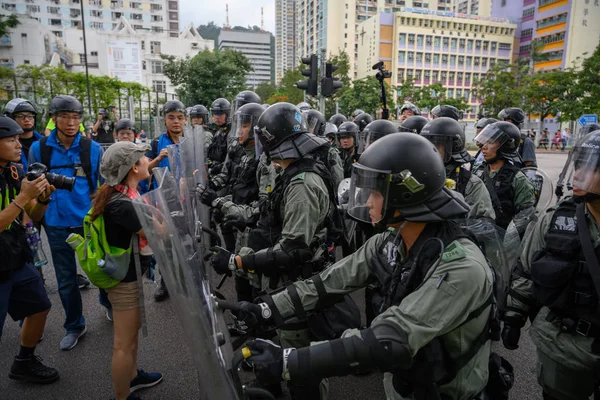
[319,47,326,115]
[80,0,93,119]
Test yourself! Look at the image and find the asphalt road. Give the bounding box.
[0,152,568,400]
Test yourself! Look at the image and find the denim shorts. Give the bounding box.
[0,263,51,337]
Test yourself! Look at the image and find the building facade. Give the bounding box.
[357,11,516,120]
[275,0,297,84]
[218,30,273,87]
[5,0,180,39]
[454,0,492,16]
[492,0,600,71]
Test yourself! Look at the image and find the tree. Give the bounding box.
[268,66,305,105]
[578,45,600,114]
[396,77,419,104]
[162,48,253,106]
[338,76,396,118]
[254,82,276,103]
[0,14,19,38]
[324,51,352,117]
[472,62,530,117]
[197,22,221,47]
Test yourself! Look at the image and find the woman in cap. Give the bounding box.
[94,141,162,400]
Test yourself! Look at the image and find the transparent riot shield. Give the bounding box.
[337,178,357,245]
[503,207,537,283]
[521,167,554,211]
[133,169,239,400]
[461,219,509,309]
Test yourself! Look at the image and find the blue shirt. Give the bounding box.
[20,131,43,173]
[146,132,174,169]
[29,130,103,228]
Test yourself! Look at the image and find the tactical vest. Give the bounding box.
[342,148,359,179]
[231,154,259,206]
[530,199,600,327]
[447,165,471,197]
[206,124,230,163]
[477,163,520,229]
[369,222,495,399]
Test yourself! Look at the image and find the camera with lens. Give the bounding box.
[27,162,76,191]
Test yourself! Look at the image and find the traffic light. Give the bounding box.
[321,63,343,97]
[296,55,318,97]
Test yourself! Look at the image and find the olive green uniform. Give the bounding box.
[464,173,496,221]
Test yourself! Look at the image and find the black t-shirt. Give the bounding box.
[19,136,37,159]
[103,199,150,282]
[96,119,115,144]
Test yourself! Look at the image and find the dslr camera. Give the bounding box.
[27,163,76,191]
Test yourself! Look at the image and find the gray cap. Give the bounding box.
[100,141,151,186]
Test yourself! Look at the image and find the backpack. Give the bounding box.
[39,136,95,194]
[71,195,132,289]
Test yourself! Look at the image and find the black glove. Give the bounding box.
[199,184,218,206]
[340,189,350,205]
[209,246,236,275]
[235,301,272,331]
[222,214,247,232]
[501,324,521,350]
[555,185,564,199]
[246,339,285,385]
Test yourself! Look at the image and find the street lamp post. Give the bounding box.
[79,0,93,119]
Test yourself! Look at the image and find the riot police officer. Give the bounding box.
[498,107,536,168]
[351,109,365,121]
[472,118,499,167]
[324,122,338,144]
[304,109,327,137]
[397,115,429,134]
[398,102,420,121]
[209,102,337,398]
[472,122,536,229]
[420,117,495,221]
[353,112,373,133]
[304,110,344,188]
[235,133,495,400]
[337,121,360,179]
[328,113,347,128]
[431,104,461,121]
[503,130,600,400]
[296,102,311,112]
[231,90,261,116]
[188,104,210,128]
[3,98,43,172]
[206,98,232,176]
[357,119,398,154]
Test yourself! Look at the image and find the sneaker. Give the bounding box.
[130,369,163,393]
[59,327,87,351]
[9,355,60,384]
[106,308,113,322]
[77,274,90,289]
[153,281,169,302]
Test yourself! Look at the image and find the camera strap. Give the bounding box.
[39,136,95,194]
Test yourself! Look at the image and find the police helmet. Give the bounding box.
[324,122,338,140]
[399,102,421,116]
[296,102,311,112]
[49,95,83,115]
[4,98,37,119]
[255,102,326,160]
[352,109,365,118]
[571,130,600,198]
[338,122,359,148]
[498,108,526,127]
[162,100,186,116]
[304,109,326,137]
[474,121,521,161]
[189,104,209,120]
[232,102,265,144]
[580,123,600,137]
[0,115,24,139]
[232,90,262,115]
[358,119,398,154]
[398,116,429,134]
[475,117,498,131]
[431,105,461,121]
[115,118,137,134]
[420,117,472,165]
[329,113,347,128]
[348,133,469,224]
[211,98,231,115]
[353,113,373,132]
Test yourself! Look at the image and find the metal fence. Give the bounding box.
[0,74,179,139]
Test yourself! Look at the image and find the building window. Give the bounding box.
[442,54,448,63]
[537,13,567,29]
[434,36,441,46]
[169,22,178,31]
[169,12,178,20]
[142,61,146,70]
[153,80,166,92]
[399,33,406,45]
[131,13,142,20]
[130,2,141,9]
[520,44,531,53]
[408,34,415,44]
[450,55,456,65]
[141,40,145,50]
[417,35,424,46]
[442,37,449,46]
[425,53,432,63]
[21,33,27,38]
[539,31,565,44]
[522,7,535,18]
[458,56,464,66]
[426,35,432,46]
[151,60,163,74]
[79,53,86,64]
[48,6,60,14]
[465,73,471,83]
[459,39,466,49]
[151,4,162,10]
[499,43,511,50]
[491,42,497,52]
[150,41,161,54]
[433,54,440,63]
[91,21,103,29]
[416,53,423,63]
[466,56,472,66]
[522,28,533,38]
[91,51,98,56]
[2,3,15,11]
[50,19,62,26]
[168,1,178,10]
[52,31,63,37]
[27,5,41,13]
[152,15,163,22]
[91,10,103,17]
[539,0,562,6]
[482,58,488,67]
[24,60,30,65]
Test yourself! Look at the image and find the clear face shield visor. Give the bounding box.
[572,138,600,196]
[357,131,386,154]
[231,112,258,144]
[473,125,510,150]
[422,135,454,164]
[347,163,391,224]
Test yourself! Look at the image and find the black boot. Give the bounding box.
[9,355,59,384]
[154,279,169,302]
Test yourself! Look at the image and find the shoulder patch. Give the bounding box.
[291,172,306,181]
[441,241,466,263]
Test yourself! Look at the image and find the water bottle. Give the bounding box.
[25,222,48,267]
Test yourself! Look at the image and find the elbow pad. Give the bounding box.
[287,321,412,382]
[241,240,313,276]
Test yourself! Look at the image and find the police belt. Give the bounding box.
[546,311,600,338]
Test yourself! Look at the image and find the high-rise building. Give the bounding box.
[454,0,492,16]
[218,30,273,87]
[297,0,458,80]
[10,0,180,39]
[275,0,297,84]
[492,0,600,71]
[357,11,517,120]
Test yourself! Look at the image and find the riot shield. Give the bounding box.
[521,167,554,211]
[502,207,537,282]
[337,178,357,246]
[461,219,509,309]
[133,169,239,400]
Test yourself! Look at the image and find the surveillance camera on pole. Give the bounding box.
[296,54,318,97]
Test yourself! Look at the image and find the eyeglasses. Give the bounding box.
[14,114,35,120]
[56,114,82,122]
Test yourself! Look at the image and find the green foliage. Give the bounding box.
[269,65,305,105]
[197,22,221,47]
[396,77,469,113]
[0,14,19,38]
[472,62,531,117]
[338,76,396,117]
[162,48,253,106]
[254,82,276,103]
[324,51,352,117]
[578,46,600,114]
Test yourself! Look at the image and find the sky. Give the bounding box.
[179,0,276,34]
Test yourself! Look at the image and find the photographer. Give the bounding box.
[29,95,104,351]
[0,116,59,384]
[92,107,118,144]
